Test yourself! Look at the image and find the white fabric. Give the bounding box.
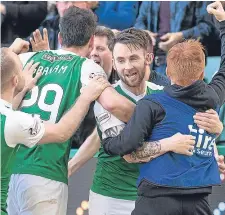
[94,101,124,138]
[80,58,107,86]
[7,174,68,215]
[89,190,135,215]
[19,52,37,67]
[0,99,45,148]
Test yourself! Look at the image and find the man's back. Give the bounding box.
[12,50,105,184]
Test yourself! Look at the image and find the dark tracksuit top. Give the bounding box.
[102,20,225,197]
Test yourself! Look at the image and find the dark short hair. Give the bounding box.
[59,6,97,47]
[94,26,115,51]
[111,28,150,52]
[141,30,153,53]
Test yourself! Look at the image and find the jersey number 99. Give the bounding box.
[21,84,63,123]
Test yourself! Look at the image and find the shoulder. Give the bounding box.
[5,111,37,134]
[4,111,44,148]
[80,59,107,85]
[19,52,37,67]
[82,59,106,76]
[146,81,164,91]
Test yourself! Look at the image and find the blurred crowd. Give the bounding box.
[1,1,221,56]
[1,1,223,147]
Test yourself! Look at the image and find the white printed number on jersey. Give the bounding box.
[21,84,63,123]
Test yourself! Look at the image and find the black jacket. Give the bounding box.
[27,14,60,51]
[1,1,47,46]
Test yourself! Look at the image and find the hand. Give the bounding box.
[9,38,30,54]
[0,3,6,15]
[207,1,225,22]
[167,133,195,156]
[30,28,50,52]
[144,30,158,46]
[194,109,223,136]
[23,60,42,91]
[158,32,183,52]
[216,155,225,174]
[87,1,99,9]
[81,76,110,102]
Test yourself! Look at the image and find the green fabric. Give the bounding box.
[13,51,86,185]
[1,114,16,213]
[91,83,163,200]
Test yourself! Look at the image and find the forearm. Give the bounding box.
[209,20,225,105]
[39,96,91,144]
[103,100,158,156]
[68,128,100,175]
[98,87,135,122]
[182,23,211,39]
[130,139,171,161]
[134,2,148,30]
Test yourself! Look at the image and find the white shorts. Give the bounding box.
[89,190,135,215]
[7,174,68,215]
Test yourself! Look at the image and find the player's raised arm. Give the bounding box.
[207,1,225,105]
[80,59,135,123]
[9,38,30,54]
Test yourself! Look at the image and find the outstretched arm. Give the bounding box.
[123,133,195,163]
[207,2,225,105]
[5,77,109,148]
[102,99,158,156]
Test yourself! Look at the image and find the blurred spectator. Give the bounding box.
[135,1,212,75]
[1,1,47,46]
[27,1,93,50]
[94,1,139,30]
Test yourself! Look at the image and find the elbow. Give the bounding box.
[58,134,68,143]
[54,129,70,143]
[101,99,117,113]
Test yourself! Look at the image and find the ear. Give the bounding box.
[199,71,204,80]
[112,58,117,71]
[12,75,18,88]
[166,67,170,79]
[88,35,94,51]
[145,53,154,66]
[58,32,63,46]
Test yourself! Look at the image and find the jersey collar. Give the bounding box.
[118,80,147,102]
[0,99,12,109]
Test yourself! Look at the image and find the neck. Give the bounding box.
[1,89,14,104]
[145,66,151,81]
[62,46,88,57]
[121,80,146,96]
